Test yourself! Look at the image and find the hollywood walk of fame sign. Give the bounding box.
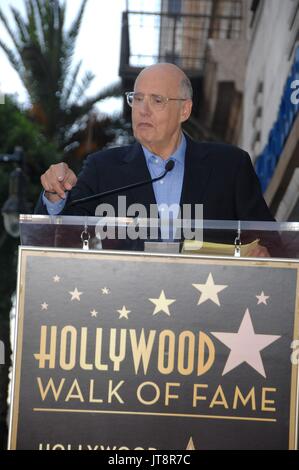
[8,248,299,450]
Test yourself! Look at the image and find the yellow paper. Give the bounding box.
[182,238,261,257]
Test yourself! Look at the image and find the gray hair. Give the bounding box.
[180,77,193,100]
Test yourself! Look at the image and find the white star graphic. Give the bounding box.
[41,302,48,311]
[256,291,270,305]
[90,309,98,318]
[69,288,83,301]
[53,275,60,283]
[101,287,110,295]
[149,290,176,316]
[117,306,131,320]
[211,309,280,377]
[192,273,227,307]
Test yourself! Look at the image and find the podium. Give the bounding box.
[8,215,299,450]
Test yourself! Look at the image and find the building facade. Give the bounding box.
[119,0,248,141]
[119,1,299,221]
[242,0,299,220]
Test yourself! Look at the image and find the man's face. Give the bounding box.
[131,69,191,154]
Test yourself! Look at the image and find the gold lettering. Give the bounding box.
[193,384,208,407]
[178,331,195,376]
[60,326,77,371]
[137,381,160,405]
[94,328,108,371]
[197,333,215,376]
[209,385,229,409]
[65,379,84,402]
[34,326,57,369]
[79,327,93,370]
[110,329,126,371]
[261,388,276,412]
[130,329,156,374]
[165,382,180,406]
[52,445,65,450]
[89,379,103,403]
[108,380,125,404]
[37,377,65,401]
[233,386,256,410]
[158,330,175,374]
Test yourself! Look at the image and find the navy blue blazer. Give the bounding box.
[35,135,274,222]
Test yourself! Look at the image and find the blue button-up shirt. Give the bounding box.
[42,191,67,215]
[142,133,186,220]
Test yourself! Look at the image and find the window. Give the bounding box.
[250,0,263,28]
[167,0,182,14]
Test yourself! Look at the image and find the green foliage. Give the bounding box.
[0,0,123,146]
[0,96,61,210]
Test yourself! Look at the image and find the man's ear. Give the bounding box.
[180,100,193,123]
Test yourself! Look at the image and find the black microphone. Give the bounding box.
[69,160,175,207]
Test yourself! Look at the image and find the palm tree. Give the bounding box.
[0,0,123,147]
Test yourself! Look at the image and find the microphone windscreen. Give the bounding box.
[165,160,175,172]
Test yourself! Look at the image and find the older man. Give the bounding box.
[35,63,274,255]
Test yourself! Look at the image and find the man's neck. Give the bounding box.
[144,132,183,160]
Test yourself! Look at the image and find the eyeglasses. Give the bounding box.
[125,92,187,110]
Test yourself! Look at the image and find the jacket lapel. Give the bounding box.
[180,136,213,208]
[118,142,157,211]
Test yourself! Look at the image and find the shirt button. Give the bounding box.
[160,180,164,185]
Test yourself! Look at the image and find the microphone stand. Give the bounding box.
[69,160,175,207]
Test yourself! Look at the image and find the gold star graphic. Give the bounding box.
[69,288,83,301]
[117,306,131,319]
[186,436,196,450]
[149,290,176,316]
[90,309,98,318]
[53,275,60,283]
[192,273,227,307]
[41,302,48,311]
[101,287,110,295]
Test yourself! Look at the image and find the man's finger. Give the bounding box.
[54,163,68,182]
[41,174,51,192]
[41,174,65,199]
[62,172,77,191]
[48,179,67,199]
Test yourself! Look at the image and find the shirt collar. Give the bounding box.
[142,133,186,166]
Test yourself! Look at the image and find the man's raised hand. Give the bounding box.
[41,162,77,202]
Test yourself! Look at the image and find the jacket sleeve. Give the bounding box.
[233,151,290,257]
[234,151,275,222]
[34,192,50,215]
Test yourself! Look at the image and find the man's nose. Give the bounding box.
[139,96,152,115]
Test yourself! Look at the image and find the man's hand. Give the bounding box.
[246,244,270,258]
[41,162,77,202]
